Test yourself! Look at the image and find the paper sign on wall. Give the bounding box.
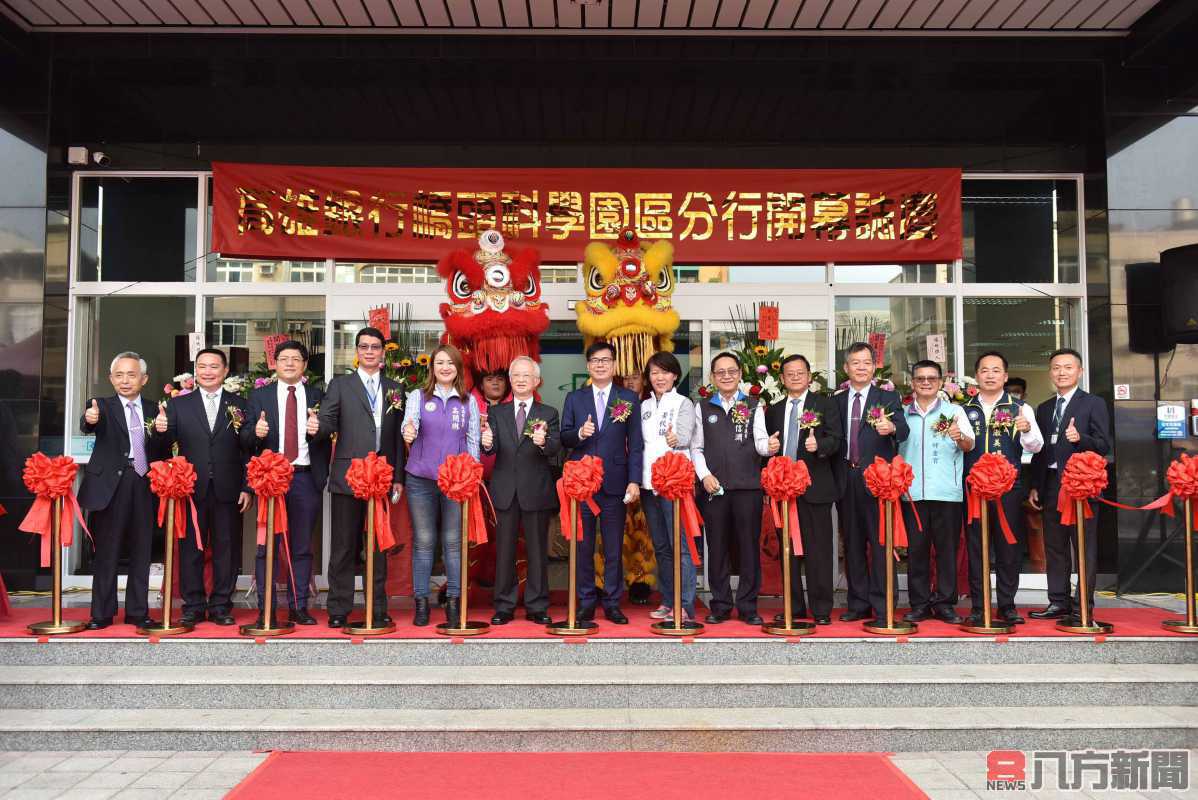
[926,334,946,364]
[1156,403,1188,440]
[188,332,205,362]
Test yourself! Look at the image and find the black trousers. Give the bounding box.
[965,488,1025,612]
[328,493,388,619]
[1042,469,1098,611]
[577,491,628,610]
[838,466,878,615]
[179,478,241,617]
[493,505,551,615]
[256,469,321,612]
[89,469,154,622]
[778,499,834,618]
[904,499,960,614]
[699,488,762,617]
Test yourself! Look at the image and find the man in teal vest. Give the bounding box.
[899,360,974,625]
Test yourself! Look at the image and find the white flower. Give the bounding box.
[810,380,823,393]
[222,376,245,393]
[737,380,753,396]
[172,372,194,384]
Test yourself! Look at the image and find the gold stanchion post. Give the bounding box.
[138,498,194,636]
[1163,499,1198,634]
[436,497,489,636]
[345,496,396,635]
[241,499,295,636]
[763,499,815,636]
[27,497,86,636]
[652,499,704,636]
[1057,498,1113,634]
[548,499,598,636]
[864,500,917,636]
[960,499,1013,635]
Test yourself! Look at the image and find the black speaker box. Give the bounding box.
[1125,262,1170,354]
[1161,244,1198,345]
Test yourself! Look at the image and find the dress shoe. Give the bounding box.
[445,597,461,624]
[85,618,111,630]
[604,608,629,624]
[934,608,964,625]
[999,607,1025,625]
[327,614,347,628]
[289,609,317,625]
[965,612,984,627]
[813,615,831,626]
[253,614,275,629]
[705,612,729,624]
[526,612,554,625]
[578,606,597,622]
[1029,604,1070,620]
[904,608,932,623]
[373,614,393,626]
[840,610,869,622]
[412,598,430,627]
[180,611,203,626]
[125,616,157,628]
[741,614,764,626]
[208,612,236,626]
[491,611,514,625]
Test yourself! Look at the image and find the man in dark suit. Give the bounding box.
[834,342,910,622]
[764,354,844,626]
[1028,348,1112,622]
[78,351,159,630]
[314,326,405,628]
[481,355,560,625]
[243,340,330,626]
[559,341,643,624]
[150,348,249,626]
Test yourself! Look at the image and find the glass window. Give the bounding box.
[332,320,441,375]
[206,257,325,283]
[77,177,198,282]
[708,319,830,383]
[335,263,438,283]
[963,297,1082,401]
[963,178,1080,284]
[835,296,955,391]
[676,265,826,284]
[833,263,952,284]
[540,265,578,284]
[204,297,325,377]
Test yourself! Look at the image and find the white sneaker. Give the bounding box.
[649,604,671,620]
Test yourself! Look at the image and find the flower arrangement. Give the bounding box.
[384,389,404,415]
[729,402,751,425]
[799,409,822,429]
[990,408,1016,433]
[941,373,979,403]
[609,399,633,423]
[225,405,245,432]
[931,413,954,437]
[864,404,893,429]
[523,418,549,438]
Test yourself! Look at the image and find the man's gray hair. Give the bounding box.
[110,351,148,375]
[508,355,541,378]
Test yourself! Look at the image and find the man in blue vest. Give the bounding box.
[961,351,1043,626]
[899,360,973,625]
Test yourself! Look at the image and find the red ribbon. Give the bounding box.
[1056,450,1109,526]
[246,449,298,603]
[348,451,397,549]
[761,456,812,557]
[863,455,916,548]
[437,452,491,545]
[147,457,204,552]
[965,452,1018,545]
[18,453,92,568]
[650,452,703,566]
[557,456,604,541]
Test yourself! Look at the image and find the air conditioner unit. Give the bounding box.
[253,321,272,331]
[258,264,276,276]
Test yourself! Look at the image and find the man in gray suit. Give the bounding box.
[314,327,405,628]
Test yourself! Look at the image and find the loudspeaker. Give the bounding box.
[1161,244,1198,345]
[1125,262,1170,354]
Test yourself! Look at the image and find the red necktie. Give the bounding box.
[284,386,299,462]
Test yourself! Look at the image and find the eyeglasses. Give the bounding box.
[356,343,383,352]
[712,369,740,378]
[588,357,614,365]
[912,376,941,384]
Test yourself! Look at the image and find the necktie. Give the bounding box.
[516,401,527,443]
[1052,395,1065,432]
[284,386,299,462]
[849,392,862,465]
[205,392,219,432]
[785,398,801,459]
[365,376,378,411]
[595,390,605,432]
[367,378,381,451]
[127,401,148,476]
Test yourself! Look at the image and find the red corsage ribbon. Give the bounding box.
[862,455,918,548]
[761,456,812,557]
[348,452,396,550]
[147,457,203,552]
[1056,450,1109,526]
[437,452,491,545]
[965,452,1018,545]
[18,453,91,568]
[557,456,604,541]
[650,452,703,566]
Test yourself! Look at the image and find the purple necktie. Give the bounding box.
[127,401,148,476]
[849,392,862,465]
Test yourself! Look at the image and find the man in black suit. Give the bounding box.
[242,340,330,626]
[764,354,844,626]
[834,342,910,622]
[481,355,560,625]
[150,348,250,626]
[314,327,405,628]
[1028,348,1112,622]
[78,351,159,630]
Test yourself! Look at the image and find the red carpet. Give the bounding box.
[226,751,928,800]
[0,604,1189,640]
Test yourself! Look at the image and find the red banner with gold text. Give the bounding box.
[211,163,962,265]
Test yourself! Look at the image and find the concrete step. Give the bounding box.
[0,706,1192,752]
[2,663,1195,710]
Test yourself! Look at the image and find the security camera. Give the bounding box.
[92,152,111,166]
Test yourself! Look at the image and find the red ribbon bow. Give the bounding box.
[862,455,917,547]
[557,456,604,541]
[650,452,703,566]
[247,450,297,601]
[760,456,812,557]
[18,453,91,568]
[965,452,1019,545]
[348,452,397,550]
[147,457,204,552]
[437,452,491,545]
[1056,450,1109,526]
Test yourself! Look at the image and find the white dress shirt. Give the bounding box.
[690,392,771,481]
[1047,385,1079,468]
[276,379,310,466]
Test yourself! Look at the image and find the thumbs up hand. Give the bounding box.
[480,419,493,450]
[255,410,270,439]
[305,408,319,437]
[665,424,678,448]
[948,419,963,443]
[805,430,818,453]
[154,403,168,434]
[1065,417,1080,444]
[84,398,100,426]
[403,420,417,445]
[579,414,596,440]
[768,430,781,455]
[1014,410,1031,433]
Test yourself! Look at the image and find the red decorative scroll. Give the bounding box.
[650,452,703,566]
[761,456,812,557]
[557,456,604,541]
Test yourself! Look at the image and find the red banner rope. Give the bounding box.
[437,452,490,545]
[761,456,812,557]
[557,456,604,541]
[965,452,1019,545]
[18,453,91,568]
[863,455,917,548]
[348,452,397,549]
[650,452,703,566]
[247,450,297,600]
[146,457,203,552]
